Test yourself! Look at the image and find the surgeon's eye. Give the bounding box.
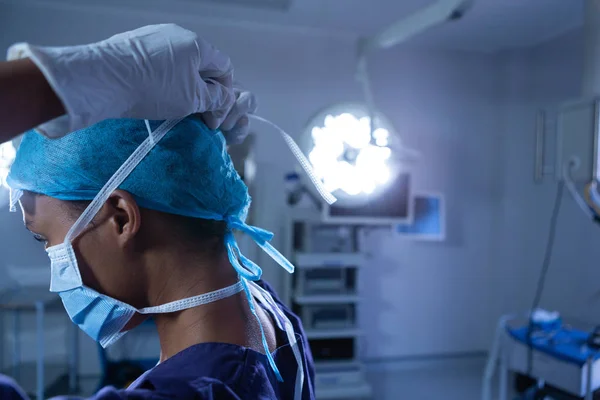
[32,234,47,245]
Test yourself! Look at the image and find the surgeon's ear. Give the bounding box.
[105,190,141,246]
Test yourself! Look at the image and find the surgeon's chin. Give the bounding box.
[122,313,150,332]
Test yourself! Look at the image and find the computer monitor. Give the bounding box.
[322,172,412,225]
[396,192,446,241]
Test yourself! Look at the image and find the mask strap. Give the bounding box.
[9,188,23,212]
[225,233,282,379]
[138,280,244,314]
[240,278,283,382]
[65,119,184,242]
[248,114,337,205]
[250,281,304,400]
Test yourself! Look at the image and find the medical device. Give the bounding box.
[294,223,356,253]
[396,192,446,240]
[324,171,412,224]
[484,313,600,400]
[588,325,600,349]
[300,102,413,224]
[555,0,600,223]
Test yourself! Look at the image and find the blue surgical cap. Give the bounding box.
[7,117,250,223]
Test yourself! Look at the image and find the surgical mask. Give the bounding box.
[47,243,244,347]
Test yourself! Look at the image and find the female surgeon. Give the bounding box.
[0,24,315,399]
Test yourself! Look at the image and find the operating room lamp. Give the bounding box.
[303,0,473,205]
[304,103,397,204]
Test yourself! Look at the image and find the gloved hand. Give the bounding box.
[7,24,235,139]
[207,87,258,145]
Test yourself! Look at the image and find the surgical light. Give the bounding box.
[0,141,16,189]
[303,103,400,205]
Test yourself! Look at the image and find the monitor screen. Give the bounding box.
[323,173,412,224]
[397,193,445,240]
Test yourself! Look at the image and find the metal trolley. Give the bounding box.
[483,314,600,400]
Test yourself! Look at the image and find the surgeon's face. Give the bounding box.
[19,191,149,311]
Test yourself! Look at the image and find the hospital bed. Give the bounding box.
[483,314,600,400]
[0,286,79,400]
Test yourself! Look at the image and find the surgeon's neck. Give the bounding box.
[148,249,275,362]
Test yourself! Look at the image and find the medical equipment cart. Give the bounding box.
[284,210,372,399]
[483,314,600,400]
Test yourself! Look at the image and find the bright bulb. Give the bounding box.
[373,128,389,147]
[325,114,369,149]
[355,146,391,187]
[356,145,390,168]
[323,178,340,193]
[382,147,391,160]
[362,181,376,195]
[356,167,376,195]
[375,165,390,185]
[309,148,337,179]
[335,161,361,196]
[308,110,395,198]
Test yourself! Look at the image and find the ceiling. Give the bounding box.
[413,0,585,52]
[3,0,585,52]
[212,0,586,52]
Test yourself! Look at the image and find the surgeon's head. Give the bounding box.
[8,118,249,322]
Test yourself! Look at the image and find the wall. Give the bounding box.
[491,28,600,332]
[0,1,506,373]
[358,48,504,359]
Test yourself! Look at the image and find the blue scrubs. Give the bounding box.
[0,281,315,399]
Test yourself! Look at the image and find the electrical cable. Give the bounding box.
[526,180,564,375]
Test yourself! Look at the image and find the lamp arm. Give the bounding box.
[360,0,473,56]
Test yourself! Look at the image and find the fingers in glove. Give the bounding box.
[194,37,233,79]
[192,36,235,128]
[196,77,235,129]
[220,90,258,132]
[223,115,250,145]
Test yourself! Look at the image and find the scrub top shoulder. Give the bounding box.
[0,281,316,400]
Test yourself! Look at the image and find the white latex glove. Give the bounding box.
[7,24,235,139]
[208,88,258,145]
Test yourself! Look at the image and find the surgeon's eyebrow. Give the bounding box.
[24,220,47,242]
[24,219,36,231]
